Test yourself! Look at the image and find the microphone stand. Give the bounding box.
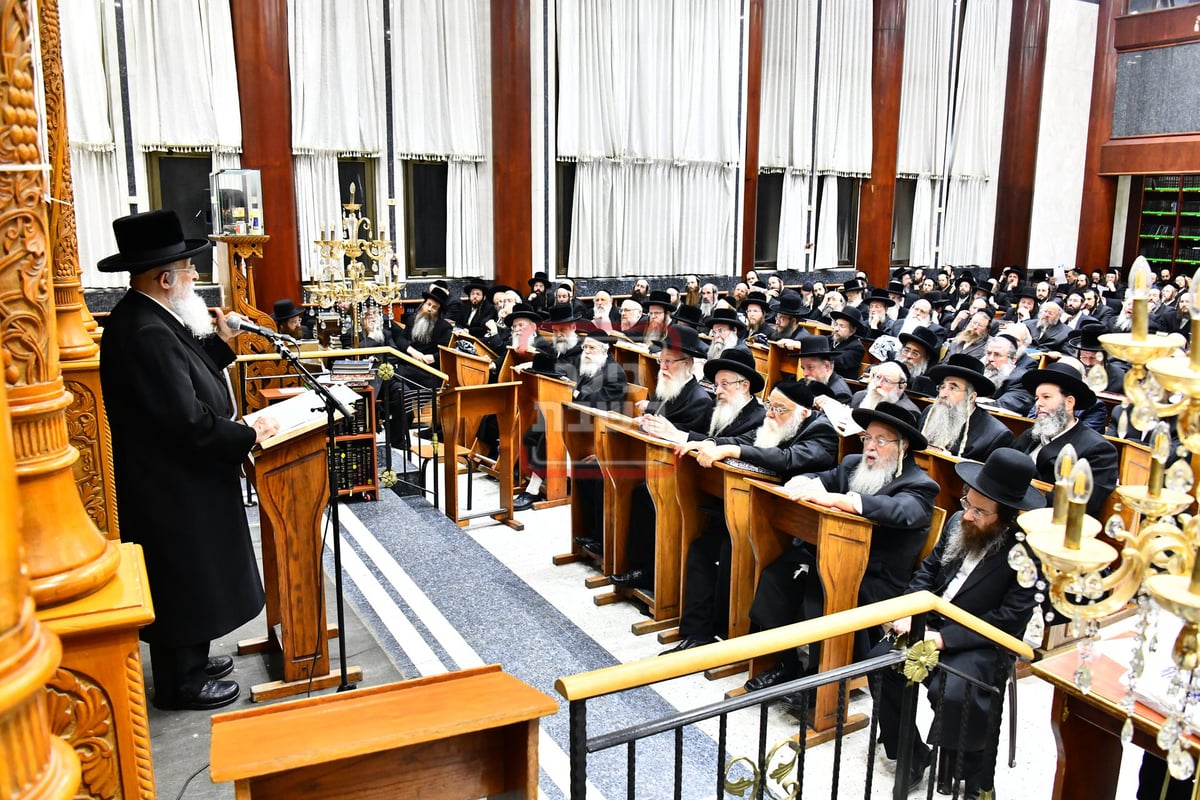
[269,336,356,693]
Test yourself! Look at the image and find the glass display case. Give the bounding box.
[210,169,264,235]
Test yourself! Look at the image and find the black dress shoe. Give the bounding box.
[744,664,794,693]
[205,655,234,680]
[907,744,932,794]
[659,636,716,655]
[154,679,240,711]
[609,569,650,589]
[513,491,540,511]
[574,537,603,554]
[780,689,815,721]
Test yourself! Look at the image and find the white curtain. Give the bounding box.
[392,0,492,278]
[941,0,1011,267]
[557,0,740,277]
[62,0,126,288]
[896,0,954,267]
[289,0,386,280]
[759,0,817,270]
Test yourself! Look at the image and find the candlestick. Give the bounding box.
[1063,459,1093,550]
[1052,445,1076,525]
[1149,421,1170,498]
[1131,256,1153,341]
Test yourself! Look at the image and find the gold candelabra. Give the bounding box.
[307,182,405,347]
[1008,256,1200,779]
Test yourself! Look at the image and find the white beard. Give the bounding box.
[923,398,970,451]
[1032,405,1071,443]
[579,352,606,379]
[168,283,214,337]
[553,332,579,356]
[410,313,436,344]
[753,410,805,448]
[984,361,1014,390]
[847,457,899,496]
[708,394,751,437]
[700,301,715,316]
[655,370,690,404]
[706,338,727,360]
[898,316,926,336]
[859,385,902,410]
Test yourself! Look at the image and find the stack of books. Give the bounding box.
[330,359,373,385]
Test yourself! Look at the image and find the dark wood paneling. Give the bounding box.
[1076,0,1119,270]
[491,0,532,293]
[740,0,764,276]
[992,0,1051,275]
[1100,134,1200,175]
[1122,175,1144,270]
[229,0,301,309]
[1115,4,1200,50]
[856,0,906,288]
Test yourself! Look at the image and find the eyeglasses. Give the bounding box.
[937,382,966,394]
[659,356,689,367]
[872,374,906,387]
[960,495,998,519]
[714,379,747,390]
[766,402,795,416]
[900,346,924,359]
[858,434,900,448]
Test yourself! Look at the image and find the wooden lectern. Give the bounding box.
[240,422,362,700]
[516,370,575,508]
[442,381,523,529]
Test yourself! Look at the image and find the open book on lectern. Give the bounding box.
[243,383,363,450]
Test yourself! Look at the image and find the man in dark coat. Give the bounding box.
[1068,323,1128,395]
[98,210,280,710]
[982,334,1034,414]
[449,278,498,338]
[829,306,868,379]
[744,403,938,691]
[920,354,1015,460]
[1014,363,1119,516]
[870,448,1042,798]
[1024,300,1071,353]
[641,348,765,445]
[794,335,853,404]
[396,284,454,390]
[271,298,313,339]
[663,380,839,652]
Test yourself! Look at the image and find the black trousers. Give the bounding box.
[148,641,210,702]
[679,519,733,641]
[624,484,656,576]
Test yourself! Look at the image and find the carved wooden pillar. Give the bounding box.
[491,0,532,291]
[0,0,119,606]
[0,365,80,799]
[740,0,764,276]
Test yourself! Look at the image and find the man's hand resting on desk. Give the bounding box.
[782,475,859,513]
[248,415,280,443]
[640,414,686,444]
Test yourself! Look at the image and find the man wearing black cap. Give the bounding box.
[1002,286,1039,324]
[981,335,1034,413]
[1069,322,1127,394]
[792,335,853,404]
[920,354,1015,460]
[396,284,455,389]
[743,403,938,692]
[450,278,497,338]
[770,291,808,342]
[98,210,280,710]
[870,448,1043,799]
[1015,363,1119,516]
[705,308,749,359]
[897,327,940,396]
[841,277,867,309]
[271,298,312,339]
[641,290,674,346]
[740,291,775,339]
[828,306,867,379]
[863,288,896,338]
[662,380,839,653]
[527,271,552,310]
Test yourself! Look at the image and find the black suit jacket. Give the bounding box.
[831,336,866,379]
[1014,422,1119,516]
[918,404,1015,461]
[645,377,714,435]
[821,373,854,404]
[716,412,839,478]
[688,397,765,441]
[99,291,264,646]
[989,366,1034,414]
[451,301,498,338]
[571,358,628,413]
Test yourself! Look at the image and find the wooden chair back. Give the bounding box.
[918,506,949,566]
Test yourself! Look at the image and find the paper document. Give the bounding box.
[244,384,362,449]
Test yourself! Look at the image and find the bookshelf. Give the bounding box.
[1137,174,1200,272]
[331,382,378,500]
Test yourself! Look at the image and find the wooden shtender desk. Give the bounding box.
[211,664,558,800]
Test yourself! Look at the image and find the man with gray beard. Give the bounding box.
[1013,363,1118,516]
[705,308,748,360]
[662,380,839,653]
[743,403,938,693]
[919,354,1014,460]
[981,334,1033,413]
[396,284,454,390]
[869,448,1042,799]
[641,348,765,445]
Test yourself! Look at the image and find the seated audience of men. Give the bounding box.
[743,403,938,692]
[662,380,840,653]
[871,448,1042,799]
[920,354,1016,460]
[641,349,765,446]
[450,278,498,337]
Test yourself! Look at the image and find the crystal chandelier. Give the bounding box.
[1008,256,1200,780]
[306,182,405,346]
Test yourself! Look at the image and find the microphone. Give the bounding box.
[226,313,298,344]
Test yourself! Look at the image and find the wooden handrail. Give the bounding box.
[555,590,1033,701]
[235,345,449,383]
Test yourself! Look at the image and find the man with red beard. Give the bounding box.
[919,354,1014,460]
[742,403,938,693]
[662,380,839,652]
[640,290,674,346]
[608,326,714,589]
[869,448,1043,800]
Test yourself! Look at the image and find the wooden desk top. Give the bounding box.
[38,542,155,636]
[210,665,557,782]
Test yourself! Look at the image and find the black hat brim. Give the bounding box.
[1021,368,1097,408]
[926,364,995,397]
[955,460,1045,511]
[97,237,211,274]
[704,357,765,394]
[851,407,928,451]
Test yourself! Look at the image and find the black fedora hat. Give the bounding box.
[671,304,704,327]
[97,210,211,274]
[506,302,542,325]
[272,299,304,323]
[772,378,816,409]
[645,290,674,311]
[707,306,747,333]
[490,284,517,298]
[927,353,995,397]
[1067,322,1107,353]
[738,291,771,313]
[463,277,490,295]
[1021,362,1096,408]
[775,291,807,317]
[925,290,951,308]
[528,271,551,288]
[797,335,835,359]
[526,350,567,379]
[866,287,896,308]
[830,305,864,330]
[899,326,940,363]
[421,284,451,309]
[659,324,708,359]
[704,348,765,394]
[841,277,867,294]
[582,331,618,346]
[955,448,1045,511]
[852,401,928,451]
[1014,285,1038,301]
[546,303,584,325]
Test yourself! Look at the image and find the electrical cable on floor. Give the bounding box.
[175,762,208,800]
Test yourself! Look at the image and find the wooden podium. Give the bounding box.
[240,422,362,700]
